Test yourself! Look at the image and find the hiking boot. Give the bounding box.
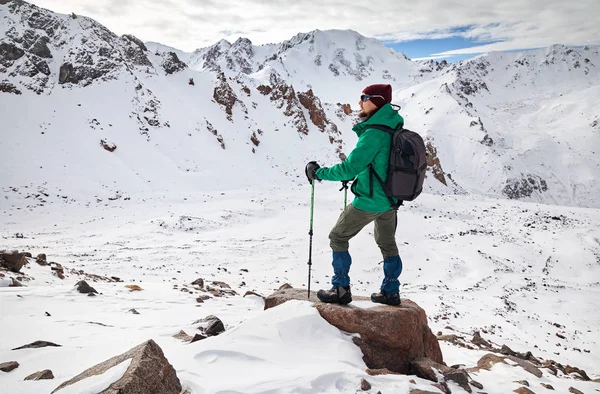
[371,292,401,306]
[317,286,352,305]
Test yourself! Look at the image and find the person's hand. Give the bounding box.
[305,161,321,185]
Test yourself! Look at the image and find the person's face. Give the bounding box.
[358,94,379,117]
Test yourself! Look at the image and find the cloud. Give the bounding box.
[31,0,600,53]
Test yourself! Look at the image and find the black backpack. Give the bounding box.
[368,124,427,209]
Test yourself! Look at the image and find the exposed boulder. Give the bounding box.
[0,250,27,272]
[12,340,61,350]
[0,361,19,372]
[264,287,442,374]
[411,357,476,393]
[473,353,542,378]
[195,315,225,337]
[75,280,98,294]
[24,369,54,380]
[52,339,181,394]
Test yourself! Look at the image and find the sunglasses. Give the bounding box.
[360,94,386,103]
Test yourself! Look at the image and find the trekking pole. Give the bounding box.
[307,180,315,299]
[339,181,349,209]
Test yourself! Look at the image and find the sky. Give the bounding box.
[22,0,600,61]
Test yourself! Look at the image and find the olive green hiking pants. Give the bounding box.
[329,204,398,258]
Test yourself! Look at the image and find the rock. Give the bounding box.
[411,357,472,393]
[125,285,143,291]
[410,390,440,394]
[514,380,529,386]
[0,250,27,272]
[191,334,206,343]
[197,315,225,337]
[161,51,187,74]
[0,361,19,372]
[128,309,140,315]
[172,330,192,342]
[507,356,543,378]
[360,378,371,391]
[100,139,117,152]
[569,387,584,394]
[540,383,555,390]
[278,283,293,290]
[476,353,506,370]
[24,369,54,380]
[472,331,492,348]
[265,287,443,374]
[471,380,483,389]
[514,387,535,394]
[196,295,211,303]
[36,253,48,265]
[191,278,204,288]
[75,280,98,294]
[9,277,24,287]
[475,353,542,378]
[211,281,231,289]
[365,368,398,376]
[243,291,264,298]
[12,340,61,350]
[52,340,181,394]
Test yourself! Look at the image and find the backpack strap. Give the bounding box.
[366,124,405,211]
[367,123,404,134]
[368,164,403,210]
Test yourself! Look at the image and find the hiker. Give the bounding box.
[305,84,404,306]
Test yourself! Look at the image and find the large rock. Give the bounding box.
[0,361,19,372]
[24,369,54,380]
[474,353,542,378]
[52,339,181,394]
[265,288,443,374]
[0,250,27,272]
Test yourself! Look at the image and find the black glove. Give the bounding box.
[305,161,321,184]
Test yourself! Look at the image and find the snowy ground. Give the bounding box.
[1,184,600,393]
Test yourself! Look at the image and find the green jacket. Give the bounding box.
[316,103,404,213]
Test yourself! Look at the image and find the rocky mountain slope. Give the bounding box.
[1,0,599,209]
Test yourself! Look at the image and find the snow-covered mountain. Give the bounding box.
[1,0,599,209]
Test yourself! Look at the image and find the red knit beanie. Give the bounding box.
[362,84,392,108]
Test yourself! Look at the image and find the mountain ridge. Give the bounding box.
[1,0,599,209]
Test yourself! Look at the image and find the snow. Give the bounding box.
[1,189,599,393]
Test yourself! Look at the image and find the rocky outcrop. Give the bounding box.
[265,287,442,374]
[213,71,246,120]
[160,51,187,75]
[258,71,309,135]
[1,1,154,94]
[205,120,225,149]
[298,89,328,132]
[0,81,22,94]
[425,139,447,186]
[503,175,548,199]
[52,340,181,394]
